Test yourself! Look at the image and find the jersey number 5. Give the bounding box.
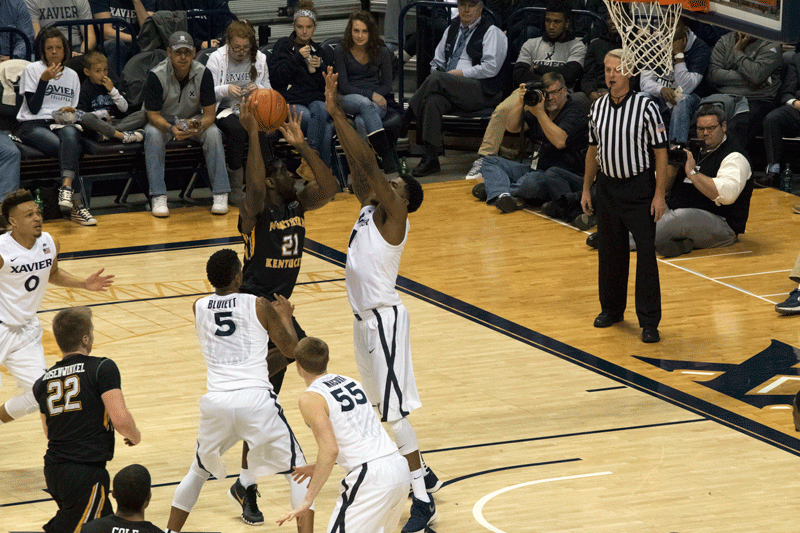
[46,376,82,416]
[214,311,236,337]
[330,382,368,412]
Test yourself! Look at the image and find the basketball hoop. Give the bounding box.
[603,0,708,76]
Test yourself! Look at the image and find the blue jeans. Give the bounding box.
[144,122,229,196]
[667,93,701,144]
[103,38,133,77]
[17,121,81,177]
[293,101,333,168]
[340,93,386,137]
[0,133,20,201]
[482,156,583,202]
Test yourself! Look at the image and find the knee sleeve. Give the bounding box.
[171,460,211,512]
[5,390,39,420]
[388,418,418,455]
[285,473,315,511]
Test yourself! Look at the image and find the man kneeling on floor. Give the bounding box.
[471,72,588,213]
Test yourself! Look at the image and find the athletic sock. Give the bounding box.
[410,468,430,502]
[239,468,256,488]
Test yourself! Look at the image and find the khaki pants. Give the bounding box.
[478,88,522,157]
[791,252,800,283]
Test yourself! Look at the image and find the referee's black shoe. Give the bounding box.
[402,494,437,533]
[229,479,264,525]
[594,311,623,328]
[642,326,660,343]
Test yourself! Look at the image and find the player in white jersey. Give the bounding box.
[0,190,114,426]
[324,68,437,533]
[165,249,314,533]
[277,337,411,532]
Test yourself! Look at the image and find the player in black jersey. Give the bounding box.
[81,464,163,533]
[238,99,338,392]
[32,307,141,533]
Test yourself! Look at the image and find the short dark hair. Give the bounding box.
[541,71,566,89]
[38,26,70,66]
[294,337,329,375]
[696,103,726,125]
[263,156,286,180]
[400,175,424,213]
[52,307,93,353]
[206,249,241,289]
[1,189,33,222]
[546,0,571,19]
[113,464,152,514]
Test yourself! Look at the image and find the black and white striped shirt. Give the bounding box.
[588,91,668,179]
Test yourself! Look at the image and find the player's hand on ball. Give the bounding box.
[278,106,305,147]
[239,94,259,131]
[85,268,115,291]
[289,464,315,484]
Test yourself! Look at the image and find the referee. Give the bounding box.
[580,49,668,343]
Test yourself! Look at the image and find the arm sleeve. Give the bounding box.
[26,0,39,26]
[143,71,163,112]
[25,79,49,115]
[707,35,743,88]
[581,40,602,94]
[711,152,751,205]
[109,87,128,113]
[639,70,665,96]
[95,358,122,394]
[537,61,582,88]
[673,62,703,95]
[556,100,589,140]
[376,47,393,96]
[462,26,506,79]
[199,68,216,107]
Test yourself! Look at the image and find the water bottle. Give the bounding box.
[781,164,793,193]
[399,157,409,177]
[33,188,44,213]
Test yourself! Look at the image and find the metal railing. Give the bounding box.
[0,26,33,60]
[50,17,135,74]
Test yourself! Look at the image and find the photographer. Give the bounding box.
[647,104,752,257]
[472,72,588,213]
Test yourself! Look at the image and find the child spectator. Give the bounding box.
[16,26,95,225]
[77,50,146,143]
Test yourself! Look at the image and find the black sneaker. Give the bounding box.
[776,288,800,315]
[424,467,442,493]
[495,194,524,213]
[471,182,487,201]
[586,232,598,249]
[573,213,597,231]
[229,479,264,526]
[402,495,437,533]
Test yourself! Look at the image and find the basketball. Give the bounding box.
[252,88,289,132]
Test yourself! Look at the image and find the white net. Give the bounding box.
[602,0,683,76]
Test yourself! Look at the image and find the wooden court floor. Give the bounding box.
[2,182,800,532]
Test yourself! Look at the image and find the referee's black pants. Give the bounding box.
[595,170,661,328]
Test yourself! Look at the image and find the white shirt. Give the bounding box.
[692,136,751,205]
[17,61,80,121]
[345,205,407,314]
[0,232,56,326]
[194,292,272,392]
[307,373,398,473]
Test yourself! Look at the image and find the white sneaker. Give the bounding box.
[151,195,169,217]
[212,193,228,215]
[70,205,97,226]
[465,157,483,180]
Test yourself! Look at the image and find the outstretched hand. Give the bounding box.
[276,504,312,527]
[270,294,295,318]
[323,66,342,118]
[277,106,305,147]
[289,464,315,484]
[85,268,114,291]
[238,94,259,132]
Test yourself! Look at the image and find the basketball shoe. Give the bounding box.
[229,479,264,525]
[402,494,437,533]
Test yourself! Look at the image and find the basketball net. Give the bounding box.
[603,0,683,76]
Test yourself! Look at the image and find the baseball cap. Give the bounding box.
[169,31,194,51]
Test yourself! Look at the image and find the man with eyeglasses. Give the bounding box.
[142,31,230,217]
[471,71,588,213]
[640,103,752,258]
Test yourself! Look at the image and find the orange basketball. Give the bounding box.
[252,88,289,132]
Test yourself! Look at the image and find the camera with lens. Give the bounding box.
[667,138,705,166]
[523,81,545,106]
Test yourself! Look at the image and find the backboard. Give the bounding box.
[683,0,799,43]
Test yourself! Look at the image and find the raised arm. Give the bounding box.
[238,95,267,235]
[49,236,115,291]
[257,295,299,362]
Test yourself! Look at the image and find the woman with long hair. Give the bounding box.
[206,20,270,205]
[16,26,94,225]
[335,10,399,173]
[269,0,336,178]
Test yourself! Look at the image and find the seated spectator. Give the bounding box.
[408,0,508,177]
[80,464,162,533]
[27,0,96,55]
[77,50,146,142]
[90,0,156,76]
[16,26,95,225]
[0,135,21,204]
[640,17,710,146]
[207,20,268,206]
[0,0,35,60]
[776,253,800,316]
[471,73,588,212]
[580,8,621,104]
[466,0,585,179]
[158,0,234,50]
[761,52,800,188]
[707,31,780,148]
[143,31,229,217]
[335,10,399,173]
[269,1,335,178]
[632,104,752,257]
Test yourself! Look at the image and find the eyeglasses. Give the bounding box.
[231,45,252,53]
[545,86,565,98]
[696,123,720,134]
